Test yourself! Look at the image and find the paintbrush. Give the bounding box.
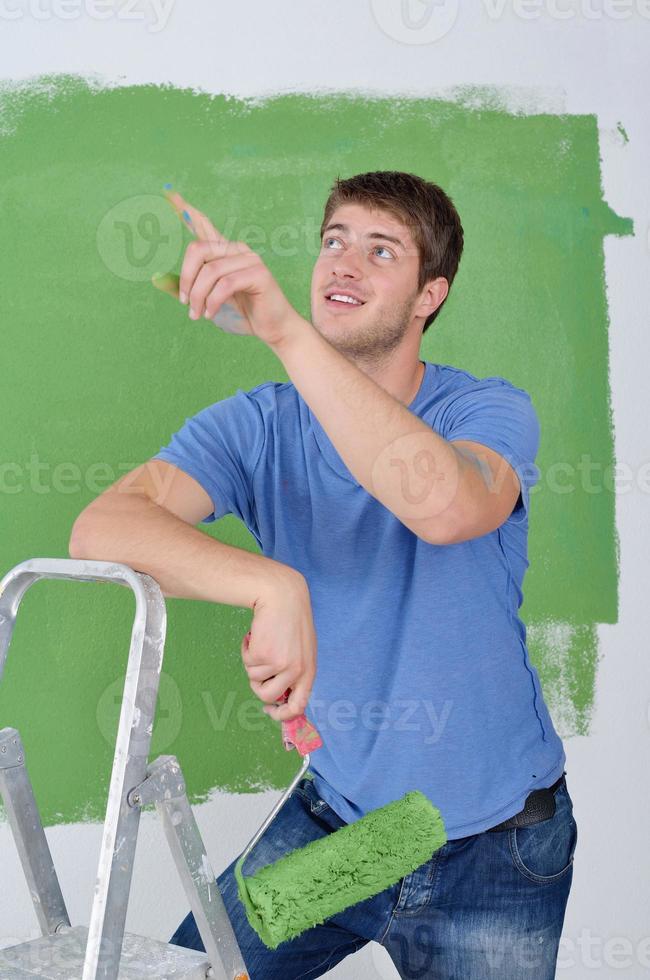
[152,184,251,335]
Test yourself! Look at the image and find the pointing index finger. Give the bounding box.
[163,187,228,244]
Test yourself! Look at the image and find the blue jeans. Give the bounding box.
[170,773,577,979]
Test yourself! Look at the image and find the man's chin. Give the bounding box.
[313,317,352,340]
[315,328,378,361]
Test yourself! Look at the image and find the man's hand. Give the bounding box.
[165,189,307,350]
[242,569,318,724]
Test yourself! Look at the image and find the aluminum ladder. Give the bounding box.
[0,557,249,980]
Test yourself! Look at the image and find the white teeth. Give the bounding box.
[329,294,362,305]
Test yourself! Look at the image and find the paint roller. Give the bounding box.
[232,683,447,950]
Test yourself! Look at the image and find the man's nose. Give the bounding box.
[333,245,363,278]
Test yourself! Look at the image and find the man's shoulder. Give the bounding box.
[243,378,298,413]
[432,361,531,399]
[246,379,293,398]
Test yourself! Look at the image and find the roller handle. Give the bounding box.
[276,688,323,756]
[244,631,322,757]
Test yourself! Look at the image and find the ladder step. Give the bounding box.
[0,925,211,979]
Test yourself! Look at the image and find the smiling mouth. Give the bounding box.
[324,292,366,310]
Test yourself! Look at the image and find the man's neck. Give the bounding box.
[354,356,425,408]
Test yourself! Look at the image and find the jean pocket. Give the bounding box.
[510,784,578,883]
[294,775,329,815]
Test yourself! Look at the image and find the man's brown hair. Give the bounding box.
[320,171,464,332]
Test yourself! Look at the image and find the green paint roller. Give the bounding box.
[234,686,447,950]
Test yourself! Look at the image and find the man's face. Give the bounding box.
[310,203,425,362]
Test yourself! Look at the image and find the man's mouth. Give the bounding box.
[324,291,366,310]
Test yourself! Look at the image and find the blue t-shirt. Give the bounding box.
[153,359,565,838]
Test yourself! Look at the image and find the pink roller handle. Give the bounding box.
[276,687,323,756]
[244,631,322,757]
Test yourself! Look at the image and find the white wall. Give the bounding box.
[1,2,648,976]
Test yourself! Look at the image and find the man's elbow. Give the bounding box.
[68,500,108,559]
[419,503,511,545]
[68,512,92,559]
[409,499,492,545]
[403,511,459,546]
[422,520,462,546]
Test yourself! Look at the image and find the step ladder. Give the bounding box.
[0,558,250,980]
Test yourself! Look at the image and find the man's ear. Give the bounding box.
[414,277,448,320]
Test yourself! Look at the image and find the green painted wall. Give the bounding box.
[0,77,631,824]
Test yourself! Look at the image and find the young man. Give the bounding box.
[70,171,577,978]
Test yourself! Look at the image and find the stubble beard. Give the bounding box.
[312,290,419,370]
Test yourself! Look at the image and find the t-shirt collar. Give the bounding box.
[306,360,434,486]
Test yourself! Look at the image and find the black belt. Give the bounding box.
[487,771,566,833]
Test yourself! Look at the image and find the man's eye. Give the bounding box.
[374,246,393,259]
[323,237,342,249]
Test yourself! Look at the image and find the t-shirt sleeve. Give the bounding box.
[152,387,265,527]
[441,379,541,525]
